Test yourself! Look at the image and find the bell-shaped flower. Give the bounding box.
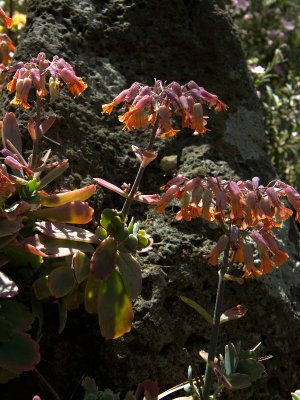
[203,235,229,266]
[58,68,87,96]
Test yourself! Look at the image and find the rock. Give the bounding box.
[1,1,299,399]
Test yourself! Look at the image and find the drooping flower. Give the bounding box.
[102,80,227,139]
[0,34,15,65]
[0,7,13,29]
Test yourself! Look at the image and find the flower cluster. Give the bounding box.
[102,80,227,138]
[154,175,300,278]
[6,52,87,109]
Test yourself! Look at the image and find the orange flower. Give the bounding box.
[203,235,229,266]
[190,103,208,135]
[242,243,262,278]
[176,203,202,221]
[10,77,32,109]
[0,7,13,28]
[59,68,87,96]
[119,108,148,130]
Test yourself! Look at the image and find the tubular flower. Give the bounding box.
[145,175,299,278]
[6,52,88,108]
[0,7,13,28]
[0,34,15,66]
[102,80,227,138]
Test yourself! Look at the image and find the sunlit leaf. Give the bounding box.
[22,234,94,258]
[35,221,99,244]
[36,159,69,190]
[94,178,127,198]
[117,251,142,299]
[180,296,213,325]
[0,332,40,374]
[40,115,56,136]
[72,251,90,283]
[220,305,248,324]
[97,269,133,339]
[90,237,117,280]
[84,274,100,314]
[0,271,18,298]
[39,184,96,207]
[33,201,94,224]
[48,266,76,298]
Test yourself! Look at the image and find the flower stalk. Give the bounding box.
[202,239,231,400]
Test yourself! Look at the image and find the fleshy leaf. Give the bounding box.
[32,276,52,300]
[94,178,127,198]
[33,201,94,224]
[40,115,56,136]
[84,274,100,314]
[36,159,69,190]
[48,266,76,298]
[35,221,99,244]
[72,251,90,283]
[0,271,18,298]
[224,343,238,376]
[97,269,134,339]
[236,359,265,382]
[0,332,40,374]
[22,234,94,258]
[2,245,43,269]
[2,112,22,155]
[0,301,34,332]
[220,305,248,324]
[0,317,13,342]
[117,251,142,299]
[227,373,251,390]
[0,218,23,237]
[180,296,213,325]
[39,184,96,207]
[90,237,117,280]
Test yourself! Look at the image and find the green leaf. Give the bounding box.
[100,209,118,229]
[58,298,68,334]
[180,296,213,325]
[84,274,100,314]
[0,332,40,374]
[227,373,251,390]
[97,269,133,339]
[2,245,43,269]
[117,251,142,299]
[48,266,76,298]
[73,251,90,283]
[32,276,52,300]
[90,237,117,280]
[224,343,238,376]
[236,359,265,382]
[0,301,34,332]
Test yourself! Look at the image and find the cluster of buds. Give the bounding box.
[102,80,228,138]
[6,52,88,109]
[153,175,300,278]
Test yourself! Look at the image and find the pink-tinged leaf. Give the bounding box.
[35,221,99,244]
[20,243,47,257]
[220,305,248,324]
[2,112,22,155]
[72,251,90,283]
[32,276,52,300]
[117,251,142,299]
[135,193,161,205]
[36,159,69,190]
[48,266,76,298]
[135,380,160,400]
[0,332,40,374]
[0,272,18,298]
[27,119,36,141]
[40,116,56,136]
[84,274,100,314]
[97,269,134,339]
[0,301,34,332]
[0,218,23,237]
[22,234,94,258]
[93,178,127,197]
[39,184,96,207]
[90,237,117,280]
[33,201,94,224]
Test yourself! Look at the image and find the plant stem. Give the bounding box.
[202,239,230,400]
[33,369,61,400]
[31,96,43,170]
[121,117,159,218]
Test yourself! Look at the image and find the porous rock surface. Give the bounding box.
[1,1,300,399]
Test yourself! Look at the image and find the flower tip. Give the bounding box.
[102,102,114,115]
